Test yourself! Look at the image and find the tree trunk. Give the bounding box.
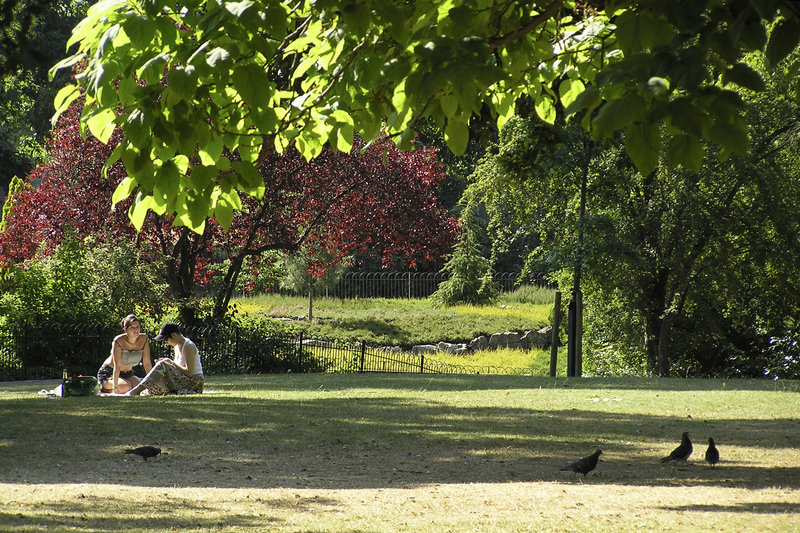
[644,310,675,377]
[644,312,660,375]
[307,289,313,321]
[658,313,674,377]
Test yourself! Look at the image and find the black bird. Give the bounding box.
[560,449,602,477]
[661,432,692,462]
[705,437,719,467]
[124,446,162,461]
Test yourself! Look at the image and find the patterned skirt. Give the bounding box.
[137,360,204,396]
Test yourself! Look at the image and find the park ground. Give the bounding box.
[0,374,798,532]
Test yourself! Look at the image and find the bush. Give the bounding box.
[0,236,168,328]
[0,236,169,374]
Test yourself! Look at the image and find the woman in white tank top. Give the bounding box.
[124,322,204,396]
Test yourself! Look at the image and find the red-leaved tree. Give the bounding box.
[0,100,458,323]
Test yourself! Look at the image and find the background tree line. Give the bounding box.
[2,1,800,379]
[464,50,800,379]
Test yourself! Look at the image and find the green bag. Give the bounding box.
[62,376,99,397]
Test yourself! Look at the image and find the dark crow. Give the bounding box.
[661,432,692,462]
[560,449,602,477]
[124,446,162,461]
[705,437,719,467]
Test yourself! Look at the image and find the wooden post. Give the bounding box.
[550,291,561,377]
[576,290,583,377]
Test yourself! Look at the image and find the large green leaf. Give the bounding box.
[167,67,197,103]
[559,78,586,111]
[444,118,469,155]
[51,85,81,126]
[153,162,181,213]
[722,63,766,92]
[534,95,556,125]
[112,176,137,206]
[86,107,118,144]
[615,10,673,56]
[667,133,704,172]
[591,96,645,140]
[766,18,800,68]
[624,121,661,176]
[708,119,749,156]
[231,63,272,112]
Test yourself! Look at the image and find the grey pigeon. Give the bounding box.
[124,446,162,461]
[560,449,602,477]
[661,432,692,462]
[705,437,719,467]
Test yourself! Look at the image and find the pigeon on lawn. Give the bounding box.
[560,449,602,477]
[661,432,692,462]
[705,437,719,467]
[124,446,162,461]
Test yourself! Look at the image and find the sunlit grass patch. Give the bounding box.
[0,374,798,533]
[231,293,557,352]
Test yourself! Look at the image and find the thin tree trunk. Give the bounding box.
[658,313,674,377]
[645,313,660,375]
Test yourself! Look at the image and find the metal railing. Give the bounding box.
[0,324,530,382]
[263,271,556,299]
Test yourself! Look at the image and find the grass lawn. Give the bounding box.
[233,291,555,348]
[1,374,798,532]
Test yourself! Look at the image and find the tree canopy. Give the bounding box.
[465,45,800,376]
[50,0,800,232]
[0,99,457,323]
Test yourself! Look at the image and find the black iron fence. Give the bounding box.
[0,324,529,382]
[264,271,556,299]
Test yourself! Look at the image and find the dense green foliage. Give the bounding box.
[0,0,87,200]
[49,1,800,231]
[0,237,168,329]
[466,50,800,378]
[431,205,499,307]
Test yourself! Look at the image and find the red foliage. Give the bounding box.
[0,99,458,308]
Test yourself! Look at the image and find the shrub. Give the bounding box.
[0,236,169,373]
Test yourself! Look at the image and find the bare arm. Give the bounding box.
[112,341,122,392]
[182,342,198,376]
[141,336,152,373]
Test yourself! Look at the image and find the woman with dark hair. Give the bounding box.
[97,314,152,394]
[124,322,204,396]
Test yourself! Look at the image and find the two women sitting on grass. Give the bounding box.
[98,318,204,396]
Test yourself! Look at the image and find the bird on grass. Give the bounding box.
[124,446,162,461]
[661,432,692,463]
[705,437,719,467]
[560,449,602,477]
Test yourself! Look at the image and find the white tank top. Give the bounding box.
[174,338,203,375]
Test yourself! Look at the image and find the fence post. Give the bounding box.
[360,341,365,373]
[298,332,304,371]
[550,291,561,377]
[576,289,583,377]
[420,354,424,373]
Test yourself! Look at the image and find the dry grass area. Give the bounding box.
[1,374,798,532]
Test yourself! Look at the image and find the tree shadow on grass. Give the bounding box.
[311,318,406,341]
[1,375,799,492]
[277,373,798,392]
[659,502,800,514]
